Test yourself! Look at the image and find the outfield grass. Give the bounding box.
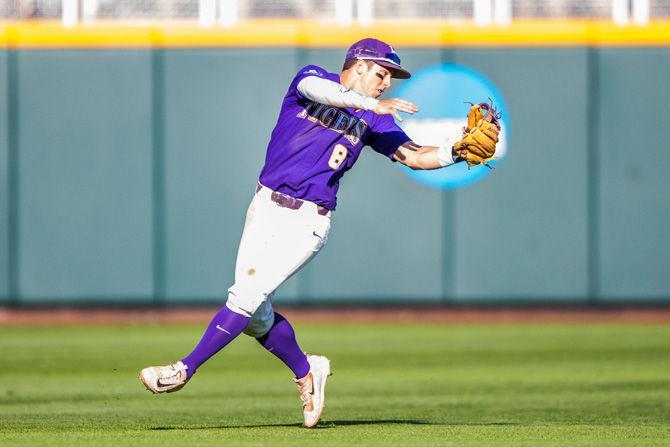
[0,322,668,446]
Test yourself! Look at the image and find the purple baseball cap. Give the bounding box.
[345,37,411,79]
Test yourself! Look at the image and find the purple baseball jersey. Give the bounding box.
[258,65,411,210]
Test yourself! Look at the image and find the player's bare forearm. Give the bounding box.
[408,145,444,170]
[393,141,456,170]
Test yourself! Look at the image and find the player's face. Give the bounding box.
[361,64,392,98]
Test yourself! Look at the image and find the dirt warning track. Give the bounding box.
[1,306,669,325]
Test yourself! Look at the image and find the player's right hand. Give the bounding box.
[373,98,419,122]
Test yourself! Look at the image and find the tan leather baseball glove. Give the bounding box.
[453,100,502,168]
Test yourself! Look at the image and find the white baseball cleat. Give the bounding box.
[139,360,189,394]
[294,354,332,428]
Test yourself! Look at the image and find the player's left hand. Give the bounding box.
[373,98,419,122]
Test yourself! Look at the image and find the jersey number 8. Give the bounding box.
[328,144,348,170]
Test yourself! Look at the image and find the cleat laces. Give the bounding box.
[294,375,314,409]
[158,363,186,385]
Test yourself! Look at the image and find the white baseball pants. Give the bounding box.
[226,184,332,337]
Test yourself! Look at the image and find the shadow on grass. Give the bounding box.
[149,420,519,430]
[150,420,427,430]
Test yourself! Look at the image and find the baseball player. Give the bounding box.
[140,37,498,428]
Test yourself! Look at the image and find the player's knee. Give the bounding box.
[226,285,269,319]
[243,301,275,338]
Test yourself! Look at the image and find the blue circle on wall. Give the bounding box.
[395,63,509,189]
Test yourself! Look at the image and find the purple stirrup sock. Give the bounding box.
[181,305,250,379]
[256,312,310,379]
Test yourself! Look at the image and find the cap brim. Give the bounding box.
[376,61,411,79]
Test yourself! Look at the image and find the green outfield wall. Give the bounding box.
[1,45,669,305]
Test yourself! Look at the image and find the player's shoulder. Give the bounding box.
[296,65,329,78]
[293,65,339,83]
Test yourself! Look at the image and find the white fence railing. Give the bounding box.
[1,0,668,26]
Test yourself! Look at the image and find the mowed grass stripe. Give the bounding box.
[0,324,668,446]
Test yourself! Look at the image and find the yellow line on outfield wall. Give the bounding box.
[0,19,669,48]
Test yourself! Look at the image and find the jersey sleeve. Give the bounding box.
[366,115,412,161]
[292,65,332,100]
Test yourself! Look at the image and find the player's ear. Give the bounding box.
[356,60,367,75]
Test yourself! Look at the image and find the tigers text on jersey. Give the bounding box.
[258,65,411,210]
